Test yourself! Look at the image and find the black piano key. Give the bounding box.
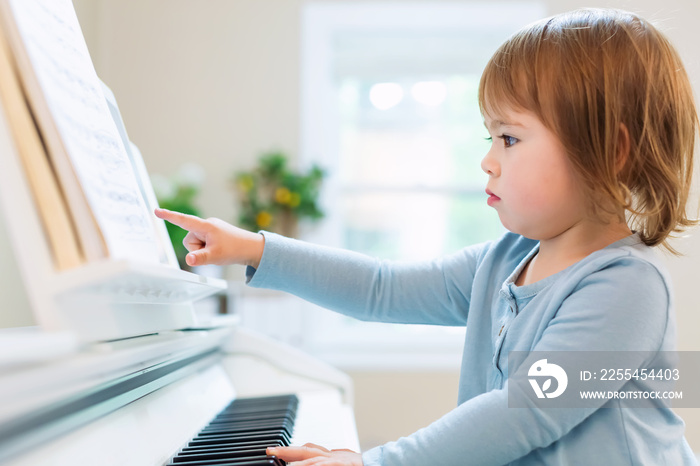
[169,455,284,465]
[217,401,297,415]
[209,413,294,424]
[187,432,290,447]
[178,444,284,457]
[168,458,284,466]
[208,414,295,425]
[176,446,266,457]
[191,430,291,445]
[172,447,269,462]
[220,397,296,410]
[195,431,292,445]
[198,423,292,435]
[213,408,297,422]
[198,420,295,437]
[181,439,285,453]
[169,394,298,466]
[210,414,295,426]
[201,418,294,431]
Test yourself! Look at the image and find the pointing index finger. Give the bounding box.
[154,208,205,232]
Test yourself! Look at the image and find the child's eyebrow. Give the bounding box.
[484,119,525,131]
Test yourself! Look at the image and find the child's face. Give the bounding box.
[481,108,588,240]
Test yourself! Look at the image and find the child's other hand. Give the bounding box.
[154,208,264,268]
[267,444,363,466]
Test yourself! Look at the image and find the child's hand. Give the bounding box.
[266,444,363,466]
[154,208,264,268]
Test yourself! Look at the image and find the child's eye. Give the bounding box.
[485,135,518,147]
[500,135,518,148]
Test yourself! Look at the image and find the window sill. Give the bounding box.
[231,285,467,372]
[306,345,464,372]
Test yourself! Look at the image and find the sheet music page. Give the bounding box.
[4,0,162,263]
[101,81,180,268]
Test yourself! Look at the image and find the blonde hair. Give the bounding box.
[478,8,698,253]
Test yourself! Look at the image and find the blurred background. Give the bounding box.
[71,0,700,453]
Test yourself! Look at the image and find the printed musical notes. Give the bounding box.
[0,0,164,266]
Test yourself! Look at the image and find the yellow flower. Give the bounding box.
[275,187,292,204]
[289,192,301,208]
[237,174,255,192]
[256,211,273,228]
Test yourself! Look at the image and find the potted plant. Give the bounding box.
[233,151,325,237]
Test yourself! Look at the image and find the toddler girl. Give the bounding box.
[156,7,698,465]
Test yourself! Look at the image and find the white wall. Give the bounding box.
[72,0,700,452]
[73,0,302,234]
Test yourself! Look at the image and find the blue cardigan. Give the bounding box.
[247,232,696,465]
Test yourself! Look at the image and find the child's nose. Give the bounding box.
[481,148,500,177]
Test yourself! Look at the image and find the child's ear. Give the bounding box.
[616,123,631,174]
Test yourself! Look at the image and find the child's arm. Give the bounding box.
[155,208,490,326]
[245,231,484,325]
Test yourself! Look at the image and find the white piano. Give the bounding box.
[0,0,359,464]
[0,324,360,466]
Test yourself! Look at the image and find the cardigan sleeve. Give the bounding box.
[245,232,489,326]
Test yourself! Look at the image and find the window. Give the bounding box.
[296,2,545,369]
[336,75,503,261]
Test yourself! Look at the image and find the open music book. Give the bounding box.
[0,0,172,270]
[0,0,225,342]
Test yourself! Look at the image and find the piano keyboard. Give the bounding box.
[166,394,298,466]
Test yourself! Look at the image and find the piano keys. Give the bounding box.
[167,394,298,466]
[0,328,360,466]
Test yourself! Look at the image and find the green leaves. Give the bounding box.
[234,152,325,235]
